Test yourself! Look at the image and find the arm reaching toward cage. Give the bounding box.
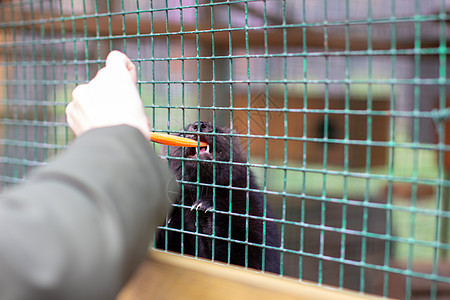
[66,50,150,140]
[0,51,179,300]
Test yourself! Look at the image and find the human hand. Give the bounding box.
[66,51,150,140]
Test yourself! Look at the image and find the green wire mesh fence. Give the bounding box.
[0,0,449,298]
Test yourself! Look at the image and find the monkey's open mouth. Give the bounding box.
[195,144,210,155]
[185,135,211,158]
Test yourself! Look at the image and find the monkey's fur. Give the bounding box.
[156,121,280,273]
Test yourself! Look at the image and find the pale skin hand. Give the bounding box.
[66,50,150,140]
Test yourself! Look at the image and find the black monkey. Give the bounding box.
[156,121,280,274]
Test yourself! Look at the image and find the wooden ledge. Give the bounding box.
[118,251,383,300]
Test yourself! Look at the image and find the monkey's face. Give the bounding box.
[182,121,214,161]
[161,121,245,184]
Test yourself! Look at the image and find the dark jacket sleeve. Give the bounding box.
[0,125,178,300]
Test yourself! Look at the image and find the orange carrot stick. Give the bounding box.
[149,132,208,147]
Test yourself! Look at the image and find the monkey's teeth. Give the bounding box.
[195,144,209,154]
